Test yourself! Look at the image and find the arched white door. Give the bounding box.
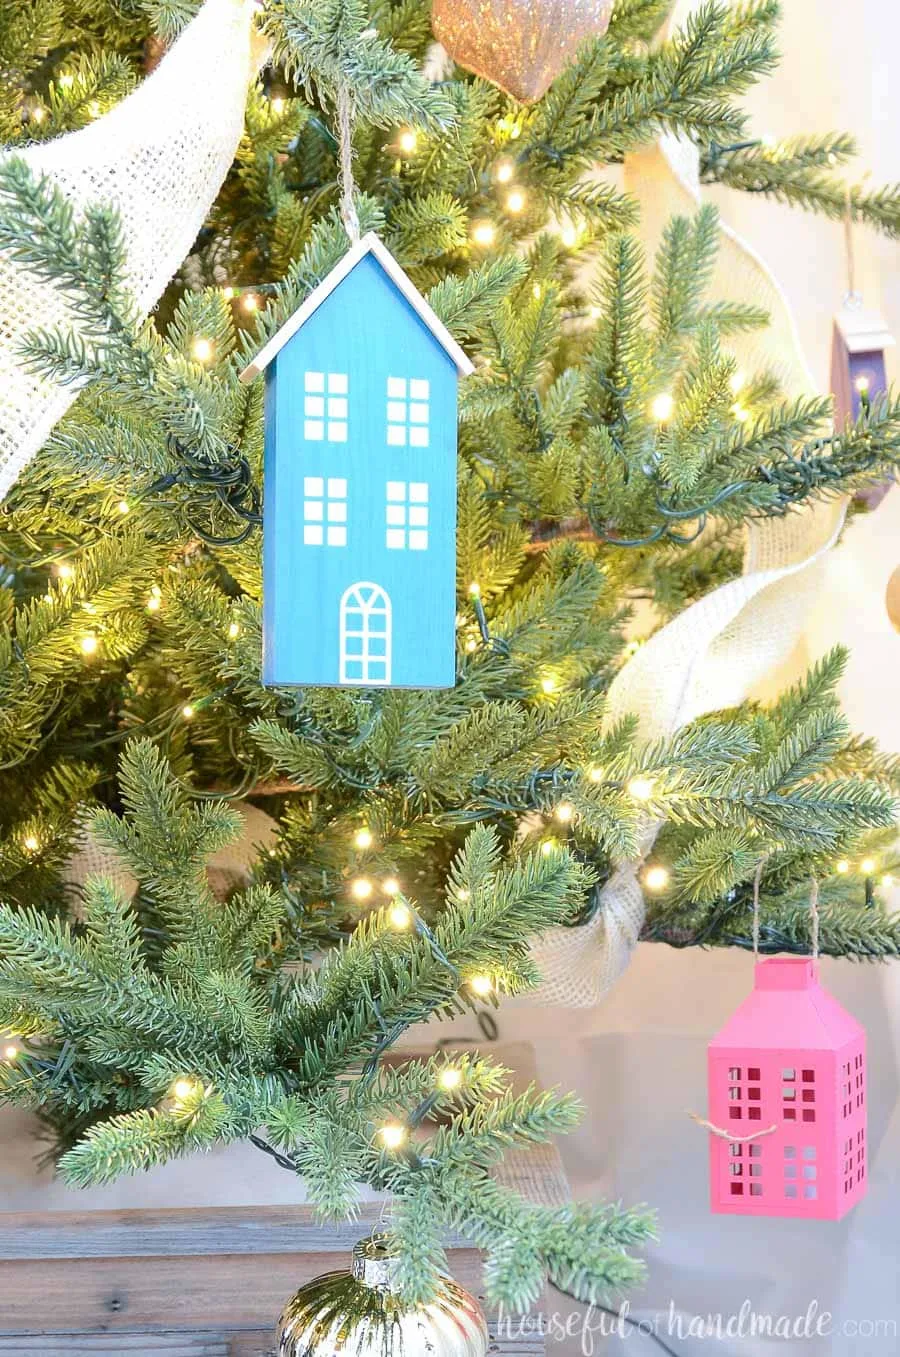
[339,582,392,685]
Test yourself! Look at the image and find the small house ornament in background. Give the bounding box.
[706,956,867,1220]
[240,233,473,689]
[830,297,895,428]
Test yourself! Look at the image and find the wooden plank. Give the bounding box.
[229,1332,547,1357]
[0,1247,486,1334]
[0,1146,567,1263]
[0,1332,547,1357]
[0,1341,229,1356]
[0,1202,412,1262]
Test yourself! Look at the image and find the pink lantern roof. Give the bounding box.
[710,957,863,1052]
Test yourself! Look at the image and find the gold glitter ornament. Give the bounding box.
[886,564,900,632]
[432,0,614,103]
[277,1238,489,1357]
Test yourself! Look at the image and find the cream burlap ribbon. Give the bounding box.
[0,0,260,500]
[530,0,845,1005]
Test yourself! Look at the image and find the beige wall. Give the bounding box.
[708,0,900,392]
[709,0,900,750]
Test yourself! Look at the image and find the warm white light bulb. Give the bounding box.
[191,337,213,363]
[351,878,373,900]
[860,857,876,875]
[731,403,750,423]
[388,903,412,930]
[540,676,556,695]
[57,563,74,581]
[627,776,655,802]
[438,1067,463,1091]
[651,393,674,423]
[354,827,374,851]
[472,221,496,247]
[270,96,286,114]
[555,802,574,823]
[855,375,870,394]
[80,634,98,656]
[495,158,515,184]
[729,370,746,395]
[227,621,240,639]
[172,1078,195,1101]
[379,1122,407,1150]
[241,293,259,313]
[182,704,195,720]
[836,859,850,874]
[382,876,400,896]
[506,189,526,214]
[23,836,39,853]
[541,839,557,857]
[117,499,130,515]
[469,974,493,997]
[643,865,669,892]
[399,129,417,154]
[4,1044,19,1061]
[588,767,604,783]
[58,73,74,89]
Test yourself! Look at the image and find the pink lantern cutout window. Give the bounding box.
[707,957,866,1220]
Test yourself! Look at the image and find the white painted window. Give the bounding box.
[304,372,349,442]
[303,476,347,547]
[385,481,429,551]
[340,582,392,685]
[386,377,430,448]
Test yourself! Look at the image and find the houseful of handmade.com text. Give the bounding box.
[496,1299,898,1350]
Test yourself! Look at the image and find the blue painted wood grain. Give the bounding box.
[263,251,458,689]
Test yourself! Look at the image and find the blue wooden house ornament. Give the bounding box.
[240,233,474,689]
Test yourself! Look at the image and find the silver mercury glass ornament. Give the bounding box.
[276,1237,489,1357]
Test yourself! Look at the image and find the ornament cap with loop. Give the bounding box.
[351,1236,399,1292]
[277,1235,490,1356]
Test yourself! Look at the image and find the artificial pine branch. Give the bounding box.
[0,741,653,1305]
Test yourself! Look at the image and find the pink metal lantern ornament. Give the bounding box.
[699,877,867,1220]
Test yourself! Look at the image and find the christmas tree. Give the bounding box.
[0,0,899,1312]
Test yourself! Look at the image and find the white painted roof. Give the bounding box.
[834,302,895,353]
[239,232,475,383]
